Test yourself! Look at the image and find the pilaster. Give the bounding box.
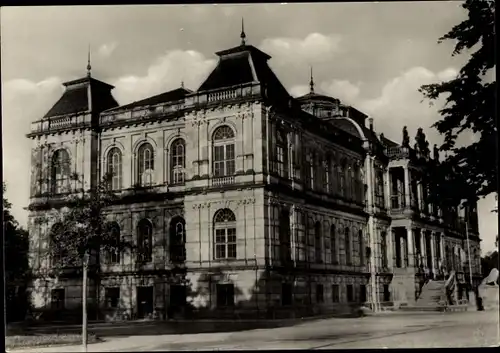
[404,166,410,208]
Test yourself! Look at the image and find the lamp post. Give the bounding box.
[82,251,89,352]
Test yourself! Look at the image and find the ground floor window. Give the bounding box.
[332,284,340,303]
[316,284,324,303]
[216,284,235,307]
[383,284,391,302]
[346,285,354,302]
[282,283,293,306]
[50,288,65,310]
[359,284,367,303]
[105,287,120,308]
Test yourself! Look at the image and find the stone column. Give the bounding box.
[407,227,415,268]
[429,231,436,276]
[385,168,391,209]
[404,166,411,208]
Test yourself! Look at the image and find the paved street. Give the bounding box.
[10,310,499,352]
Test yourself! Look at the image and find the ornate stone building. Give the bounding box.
[26,32,482,321]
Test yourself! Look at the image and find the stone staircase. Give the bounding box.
[400,271,466,312]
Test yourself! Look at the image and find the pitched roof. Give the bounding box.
[380,135,399,147]
[43,77,118,119]
[105,87,192,113]
[198,44,290,104]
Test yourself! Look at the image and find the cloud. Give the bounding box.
[259,33,342,67]
[97,42,118,58]
[2,77,64,227]
[354,66,459,146]
[321,79,361,105]
[288,79,361,105]
[112,49,216,104]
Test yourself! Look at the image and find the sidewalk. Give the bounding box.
[9,311,488,353]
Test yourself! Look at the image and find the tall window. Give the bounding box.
[170,217,186,263]
[339,163,346,197]
[170,139,185,184]
[137,219,153,263]
[323,159,330,193]
[51,149,71,194]
[213,126,235,177]
[106,222,121,264]
[305,152,313,189]
[107,148,122,190]
[314,222,322,263]
[137,143,155,186]
[353,164,362,202]
[344,227,351,265]
[214,209,237,259]
[331,224,338,264]
[348,165,355,200]
[275,128,288,178]
[375,169,384,207]
[358,229,364,266]
[279,209,292,263]
[381,231,388,269]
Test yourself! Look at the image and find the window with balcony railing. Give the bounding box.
[213,125,236,178]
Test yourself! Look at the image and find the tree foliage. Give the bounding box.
[420,0,496,205]
[3,182,30,321]
[36,174,133,274]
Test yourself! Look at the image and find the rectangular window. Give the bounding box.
[216,284,235,307]
[360,285,367,303]
[332,284,340,303]
[346,285,354,302]
[51,288,65,310]
[105,287,120,308]
[316,284,324,303]
[282,283,293,306]
[276,145,285,177]
[215,228,237,260]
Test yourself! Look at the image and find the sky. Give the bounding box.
[1,3,497,253]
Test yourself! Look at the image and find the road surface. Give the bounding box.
[10,310,499,352]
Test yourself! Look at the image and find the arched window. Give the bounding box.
[106,222,121,264]
[51,149,71,194]
[170,217,186,263]
[314,222,322,263]
[213,209,237,259]
[170,139,185,184]
[331,224,338,264]
[107,148,122,191]
[137,143,155,186]
[275,128,288,178]
[344,227,351,265]
[279,209,292,263]
[137,219,153,263]
[212,126,235,177]
[358,229,364,266]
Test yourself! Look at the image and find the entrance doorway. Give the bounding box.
[169,285,186,318]
[137,286,154,319]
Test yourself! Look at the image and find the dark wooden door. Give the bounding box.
[137,286,153,319]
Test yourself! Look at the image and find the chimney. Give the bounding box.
[368,117,374,131]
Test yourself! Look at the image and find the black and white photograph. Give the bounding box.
[1,2,498,351]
